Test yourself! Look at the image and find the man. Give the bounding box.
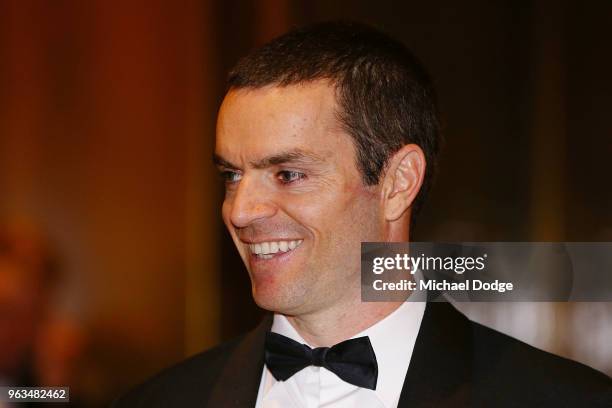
[114,21,611,407]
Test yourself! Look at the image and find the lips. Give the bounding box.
[247,240,303,259]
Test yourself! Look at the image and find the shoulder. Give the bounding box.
[468,319,612,406]
[111,335,245,408]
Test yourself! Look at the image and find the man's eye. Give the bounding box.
[221,171,242,183]
[277,170,306,184]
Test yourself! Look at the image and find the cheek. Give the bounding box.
[221,200,241,245]
[221,198,233,227]
[281,189,344,224]
[281,183,379,238]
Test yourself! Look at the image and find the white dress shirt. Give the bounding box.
[254,300,426,408]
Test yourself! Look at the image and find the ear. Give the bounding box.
[381,144,426,222]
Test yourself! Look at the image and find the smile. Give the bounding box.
[248,240,303,259]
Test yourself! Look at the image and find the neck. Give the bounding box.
[285,300,403,347]
[285,222,411,347]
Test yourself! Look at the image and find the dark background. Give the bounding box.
[1,1,611,406]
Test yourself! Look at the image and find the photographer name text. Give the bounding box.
[372,279,513,293]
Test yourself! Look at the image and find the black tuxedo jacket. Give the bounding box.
[113,302,612,407]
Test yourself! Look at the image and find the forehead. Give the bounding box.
[216,82,348,163]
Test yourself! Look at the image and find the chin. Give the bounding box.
[251,283,303,314]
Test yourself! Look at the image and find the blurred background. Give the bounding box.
[1,0,611,405]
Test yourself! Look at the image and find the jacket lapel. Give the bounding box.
[398,302,473,407]
[208,302,473,407]
[207,315,272,407]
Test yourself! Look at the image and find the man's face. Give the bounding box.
[215,82,384,315]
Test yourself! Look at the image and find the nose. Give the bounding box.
[227,174,277,229]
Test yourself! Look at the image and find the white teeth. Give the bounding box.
[247,239,303,257]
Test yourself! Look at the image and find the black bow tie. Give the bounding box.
[264,332,378,390]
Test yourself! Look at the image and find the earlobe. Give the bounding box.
[383,144,426,222]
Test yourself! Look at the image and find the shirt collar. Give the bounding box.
[271,300,426,408]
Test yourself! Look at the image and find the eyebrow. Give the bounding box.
[213,149,326,170]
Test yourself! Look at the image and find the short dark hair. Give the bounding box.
[228,21,440,226]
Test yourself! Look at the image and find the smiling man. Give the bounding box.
[214,81,414,349]
[114,21,611,407]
